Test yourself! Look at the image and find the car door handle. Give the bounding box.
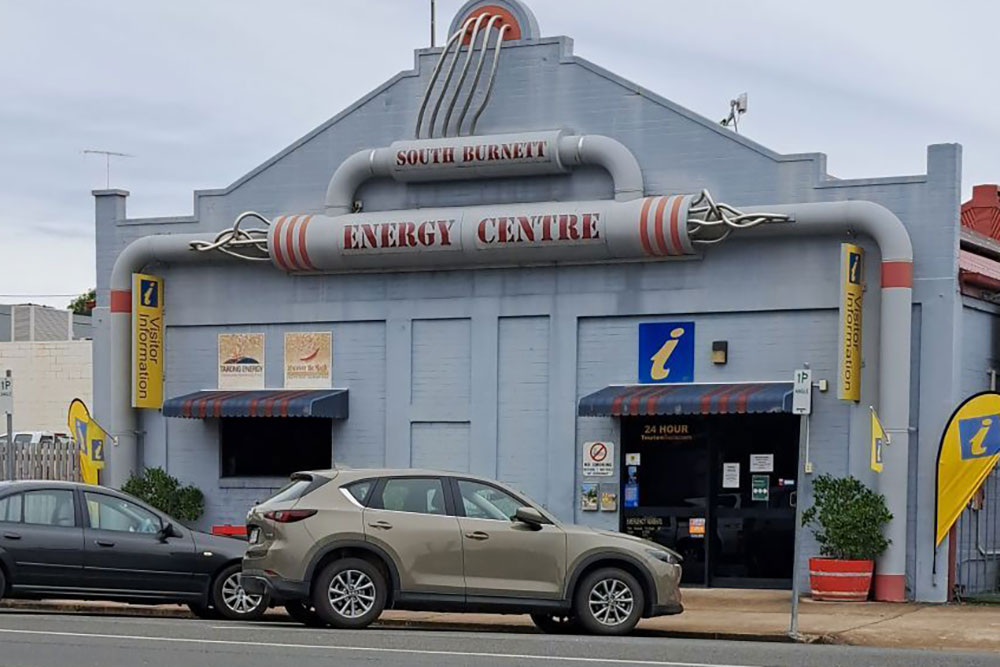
[367,521,393,530]
[464,531,490,541]
[94,540,116,548]
[2,532,20,540]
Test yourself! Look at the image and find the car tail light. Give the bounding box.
[264,509,317,523]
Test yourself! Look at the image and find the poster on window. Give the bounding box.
[722,462,740,489]
[218,333,265,389]
[284,332,332,388]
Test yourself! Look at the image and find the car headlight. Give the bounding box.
[647,548,683,565]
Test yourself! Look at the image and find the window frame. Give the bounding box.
[448,477,539,522]
[368,475,456,517]
[340,478,378,508]
[21,488,80,528]
[82,491,164,534]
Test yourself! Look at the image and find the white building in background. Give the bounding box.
[0,304,93,436]
[0,303,92,342]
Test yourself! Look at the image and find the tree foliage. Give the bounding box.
[801,474,892,561]
[122,467,204,523]
[68,288,96,315]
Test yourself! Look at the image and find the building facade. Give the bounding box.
[92,0,989,602]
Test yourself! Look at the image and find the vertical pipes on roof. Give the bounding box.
[468,23,510,136]
[416,12,511,139]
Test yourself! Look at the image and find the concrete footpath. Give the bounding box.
[3,589,999,653]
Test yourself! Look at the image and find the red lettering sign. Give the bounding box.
[397,139,551,171]
[343,220,457,253]
[475,212,601,248]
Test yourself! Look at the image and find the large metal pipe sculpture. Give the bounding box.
[107,47,914,598]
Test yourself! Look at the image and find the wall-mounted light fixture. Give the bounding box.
[712,340,728,365]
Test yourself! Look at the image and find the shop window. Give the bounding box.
[220,417,332,478]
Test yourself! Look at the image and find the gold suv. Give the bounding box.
[241,468,682,635]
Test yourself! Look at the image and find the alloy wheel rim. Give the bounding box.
[328,569,376,619]
[221,572,263,615]
[588,577,634,626]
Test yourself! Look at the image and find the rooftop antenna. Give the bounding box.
[430,0,436,47]
[83,149,135,189]
[719,92,748,133]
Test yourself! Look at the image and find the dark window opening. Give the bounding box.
[220,418,332,478]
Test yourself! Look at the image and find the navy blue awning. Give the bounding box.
[162,389,349,419]
[578,383,794,417]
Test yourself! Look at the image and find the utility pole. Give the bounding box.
[83,149,135,189]
[430,0,436,47]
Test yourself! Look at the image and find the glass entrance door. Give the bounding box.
[708,414,800,588]
[620,417,710,585]
[620,413,800,588]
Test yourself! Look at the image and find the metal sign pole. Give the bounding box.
[3,370,12,481]
[789,412,809,639]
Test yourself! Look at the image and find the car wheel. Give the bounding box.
[187,602,221,620]
[312,558,386,629]
[574,567,644,636]
[530,612,580,634]
[212,564,270,621]
[0,566,6,601]
[284,601,328,627]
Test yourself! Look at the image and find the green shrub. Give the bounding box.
[122,467,204,523]
[801,474,892,561]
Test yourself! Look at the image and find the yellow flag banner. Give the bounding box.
[67,399,108,486]
[936,392,1000,545]
[871,407,888,474]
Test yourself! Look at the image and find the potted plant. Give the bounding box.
[801,474,892,601]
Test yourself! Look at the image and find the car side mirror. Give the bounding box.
[157,522,177,542]
[514,506,545,530]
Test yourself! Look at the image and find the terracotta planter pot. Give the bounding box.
[808,557,873,601]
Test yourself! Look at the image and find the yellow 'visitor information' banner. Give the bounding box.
[132,273,163,408]
[936,392,1000,545]
[838,243,863,401]
[67,398,108,485]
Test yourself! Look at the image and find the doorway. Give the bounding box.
[619,413,800,588]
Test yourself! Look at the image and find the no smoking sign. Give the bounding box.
[583,441,615,477]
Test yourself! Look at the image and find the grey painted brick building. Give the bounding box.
[91,0,996,603]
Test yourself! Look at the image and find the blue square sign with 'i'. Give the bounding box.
[638,322,695,384]
[140,279,159,308]
[958,414,1000,460]
[848,251,862,285]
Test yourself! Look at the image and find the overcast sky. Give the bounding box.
[1,0,997,309]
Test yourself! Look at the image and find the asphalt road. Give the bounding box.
[0,610,996,667]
